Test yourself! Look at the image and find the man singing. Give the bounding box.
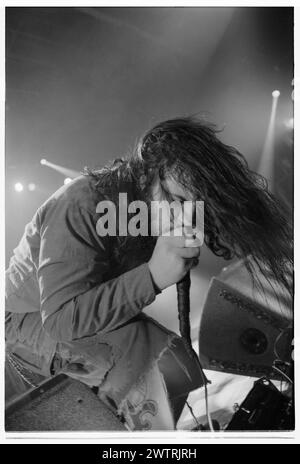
[5,117,293,430]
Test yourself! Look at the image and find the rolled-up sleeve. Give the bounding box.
[37,187,157,342]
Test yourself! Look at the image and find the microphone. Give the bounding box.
[176,230,200,358]
[176,232,211,429]
[176,229,203,359]
[177,271,194,358]
[177,269,210,391]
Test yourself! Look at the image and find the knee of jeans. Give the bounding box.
[158,338,205,399]
[55,339,120,388]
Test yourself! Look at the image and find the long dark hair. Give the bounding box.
[85,116,293,297]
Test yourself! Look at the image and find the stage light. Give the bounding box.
[272,90,280,98]
[40,159,47,165]
[14,183,24,192]
[64,177,72,185]
[284,118,294,130]
[28,183,36,191]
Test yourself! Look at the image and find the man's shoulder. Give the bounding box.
[37,175,105,221]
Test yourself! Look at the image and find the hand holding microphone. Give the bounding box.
[148,228,202,358]
[148,229,202,291]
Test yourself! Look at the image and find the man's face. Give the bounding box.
[148,176,194,236]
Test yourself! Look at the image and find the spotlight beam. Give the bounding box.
[40,159,81,178]
[258,91,280,191]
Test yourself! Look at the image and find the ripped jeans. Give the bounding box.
[52,313,204,431]
[6,312,204,430]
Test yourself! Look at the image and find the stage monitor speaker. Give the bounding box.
[198,278,292,379]
[5,374,126,431]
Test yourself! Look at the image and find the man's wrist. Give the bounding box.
[147,263,162,295]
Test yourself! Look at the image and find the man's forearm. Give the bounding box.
[42,263,157,341]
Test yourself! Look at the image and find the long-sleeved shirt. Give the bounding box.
[5,175,158,375]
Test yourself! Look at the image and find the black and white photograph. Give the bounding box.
[2,3,297,444]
